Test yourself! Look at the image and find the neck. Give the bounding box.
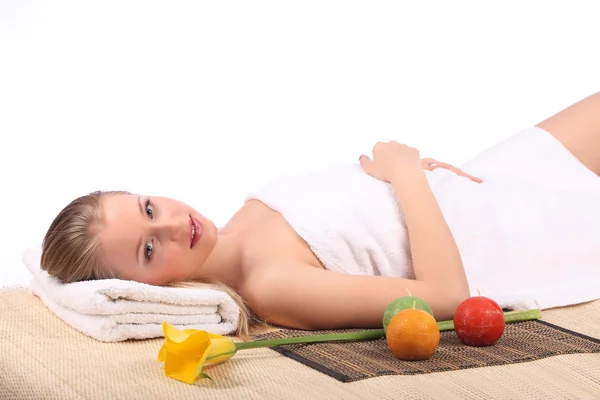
[194,231,244,290]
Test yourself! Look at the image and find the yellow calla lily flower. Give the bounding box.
[158,322,238,384]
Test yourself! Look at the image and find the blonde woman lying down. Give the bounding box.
[41,92,600,336]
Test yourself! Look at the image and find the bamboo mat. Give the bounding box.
[257,319,600,382]
[1,287,599,400]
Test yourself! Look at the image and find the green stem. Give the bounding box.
[235,309,542,351]
[437,308,542,331]
[235,329,385,350]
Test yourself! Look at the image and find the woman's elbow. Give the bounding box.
[433,287,471,321]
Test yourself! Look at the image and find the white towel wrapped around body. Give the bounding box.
[23,246,240,342]
[247,127,600,311]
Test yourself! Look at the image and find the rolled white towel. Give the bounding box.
[23,245,240,342]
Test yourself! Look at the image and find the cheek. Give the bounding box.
[160,244,194,278]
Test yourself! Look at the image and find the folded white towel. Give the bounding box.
[23,246,240,342]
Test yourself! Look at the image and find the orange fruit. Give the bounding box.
[386,308,440,361]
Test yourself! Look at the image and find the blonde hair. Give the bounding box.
[41,190,254,338]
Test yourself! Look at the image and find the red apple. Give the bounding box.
[453,295,505,346]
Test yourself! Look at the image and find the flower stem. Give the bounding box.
[235,329,385,350]
[437,309,542,331]
[235,309,542,351]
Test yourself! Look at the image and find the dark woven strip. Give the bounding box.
[257,320,600,382]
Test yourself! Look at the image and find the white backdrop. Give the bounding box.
[1,0,599,287]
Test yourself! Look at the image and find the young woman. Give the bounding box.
[40,92,600,336]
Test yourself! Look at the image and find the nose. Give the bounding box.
[156,218,188,243]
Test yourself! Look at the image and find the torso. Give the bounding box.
[226,165,478,301]
[222,163,416,306]
[219,127,600,314]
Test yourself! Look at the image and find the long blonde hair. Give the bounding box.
[41,190,254,337]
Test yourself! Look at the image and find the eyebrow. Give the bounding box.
[136,195,144,268]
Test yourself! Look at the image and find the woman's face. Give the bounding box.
[97,194,218,285]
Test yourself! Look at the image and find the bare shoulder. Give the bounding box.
[234,199,329,269]
[242,263,462,330]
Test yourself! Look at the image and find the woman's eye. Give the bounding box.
[145,200,154,219]
[145,240,154,261]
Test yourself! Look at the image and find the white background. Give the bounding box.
[1,0,599,287]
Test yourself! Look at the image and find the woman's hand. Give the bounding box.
[421,158,483,183]
[360,141,483,184]
[359,141,422,183]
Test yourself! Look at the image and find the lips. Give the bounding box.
[189,216,203,249]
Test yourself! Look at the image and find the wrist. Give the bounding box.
[389,165,425,187]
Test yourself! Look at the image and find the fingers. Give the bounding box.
[359,154,372,171]
[421,158,437,171]
[449,167,484,183]
[469,175,484,183]
[422,158,483,183]
[444,164,483,183]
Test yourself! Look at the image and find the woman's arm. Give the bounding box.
[247,256,468,331]
[361,141,470,296]
[390,168,469,292]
